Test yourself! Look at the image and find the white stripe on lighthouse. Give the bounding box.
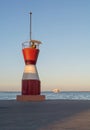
[22,64,39,80]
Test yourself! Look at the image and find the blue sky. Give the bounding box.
[0,0,90,91]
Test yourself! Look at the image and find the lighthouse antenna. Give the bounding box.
[30,12,32,45]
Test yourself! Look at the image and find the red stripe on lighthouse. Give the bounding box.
[22,48,39,65]
[22,80,40,95]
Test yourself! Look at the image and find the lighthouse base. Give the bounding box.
[16,95,45,101]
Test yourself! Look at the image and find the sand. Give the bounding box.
[0,100,90,130]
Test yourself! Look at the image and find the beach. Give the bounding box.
[0,100,90,130]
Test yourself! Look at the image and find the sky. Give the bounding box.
[0,0,90,91]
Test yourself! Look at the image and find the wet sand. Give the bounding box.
[0,100,90,130]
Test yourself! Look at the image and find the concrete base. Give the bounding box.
[16,95,45,101]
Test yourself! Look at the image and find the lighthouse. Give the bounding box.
[17,12,45,101]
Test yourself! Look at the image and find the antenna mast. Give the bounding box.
[30,12,32,43]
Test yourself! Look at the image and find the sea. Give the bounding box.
[0,91,90,100]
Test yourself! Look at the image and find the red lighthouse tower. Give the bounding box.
[17,13,45,101]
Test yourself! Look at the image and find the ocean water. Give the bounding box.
[0,91,90,100]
